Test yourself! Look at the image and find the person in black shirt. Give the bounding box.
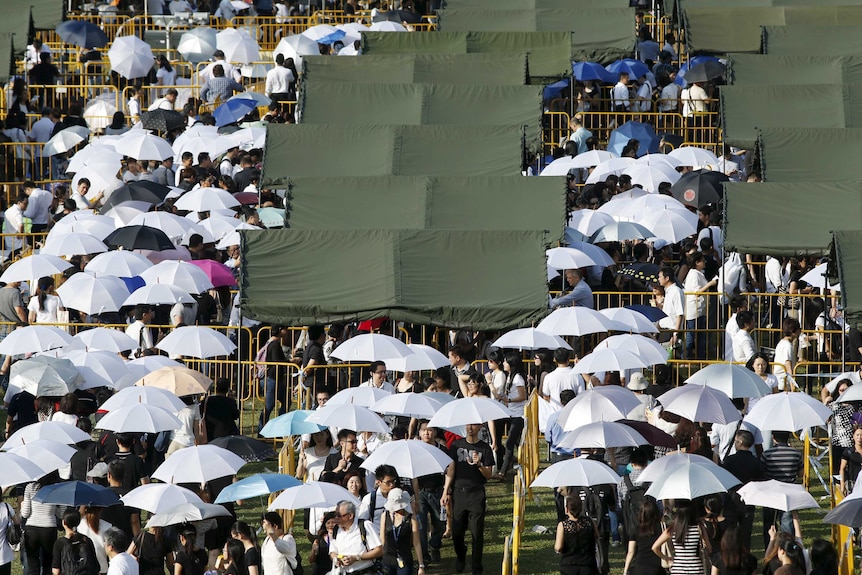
[302,325,328,395]
[107,433,150,490]
[441,423,494,575]
[416,421,447,565]
[258,326,289,433]
[5,390,37,438]
[323,429,364,484]
[100,461,141,539]
[202,378,240,440]
[721,430,763,552]
[176,524,208,575]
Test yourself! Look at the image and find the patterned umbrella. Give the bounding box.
[141,109,185,133]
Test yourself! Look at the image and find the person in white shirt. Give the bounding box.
[260,512,299,575]
[540,348,583,407]
[125,305,157,358]
[358,464,399,532]
[330,500,383,573]
[147,88,178,111]
[683,253,717,359]
[724,295,748,362]
[359,361,395,392]
[72,178,103,210]
[2,193,28,260]
[104,528,139,575]
[24,40,51,72]
[710,399,764,462]
[732,310,757,364]
[265,54,295,102]
[635,73,654,113]
[166,397,204,457]
[657,266,684,350]
[612,72,631,111]
[127,87,141,123]
[199,50,241,83]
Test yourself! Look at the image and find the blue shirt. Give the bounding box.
[550,279,594,309]
[201,76,245,103]
[545,411,574,456]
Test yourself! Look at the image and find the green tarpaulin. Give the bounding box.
[445,0,630,8]
[361,31,573,77]
[727,54,862,85]
[0,34,13,84]
[261,124,524,185]
[240,229,551,329]
[721,84,862,147]
[683,7,785,53]
[285,176,565,238]
[302,53,528,85]
[31,0,64,30]
[725,181,862,255]
[758,128,862,182]
[831,230,862,330]
[299,82,542,133]
[762,25,862,56]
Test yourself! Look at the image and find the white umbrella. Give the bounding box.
[173,133,235,161]
[330,333,414,362]
[369,21,407,32]
[112,131,174,161]
[658,383,742,424]
[51,213,117,240]
[531,457,622,488]
[539,156,580,176]
[622,163,680,193]
[360,440,453,478]
[56,273,130,315]
[327,387,392,408]
[824,497,862,527]
[737,480,819,512]
[63,349,130,390]
[174,187,241,211]
[590,221,654,243]
[108,35,155,79]
[85,250,153,276]
[597,190,652,220]
[83,98,118,131]
[216,231,242,250]
[595,334,668,366]
[537,307,628,337]
[491,328,572,351]
[140,260,214,293]
[559,387,643,431]
[41,233,108,257]
[216,28,260,64]
[43,126,90,156]
[8,440,76,474]
[567,210,617,237]
[95,403,183,433]
[558,421,648,450]
[129,356,183,370]
[0,254,73,283]
[177,27,217,63]
[0,326,74,355]
[72,168,123,202]
[685,363,773,399]
[585,157,637,184]
[385,343,450,372]
[645,459,741,500]
[370,393,445,419]
[74,327,137,353]
[269,482,360,510]
[156,326,237,358]
[546,247,597,270]
[152,445,246,483]
[129,212,197,242]
[240,63,271,78]
[300,24,341,41]
[225,126,267,151]
[427,397,510,428]
[668,146,719,167]
[2,421,90,449]
[113,363,154,391]
[800,263,840,292]
[744,392,833,431]
[636,154,682,169]
[598,307,659,334]
[568,150,619,169]
[100,385,186,413]
[197,217,241,242]
[66,144,124,174]
[147,501,233,528]
[8,356,82,397]
[122,483,204,514]
[123,284,194,306]
[571,348,649,374]
[639,209,698,243]
[566,241,616,267]
[273,34,319,68]
[637,452,717,483]
[305,403,390,434]
[0,452,50,488]
[104,204,149,227]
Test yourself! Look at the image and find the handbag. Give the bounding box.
[777,284,800,310]
[5,504,21,546]
[660,522,674,569]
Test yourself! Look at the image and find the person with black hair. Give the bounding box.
[23,472,62,575]
[176,525,208,575]
[258,326,290,433]
[202,378,240,440]
[323,429,363,484]
[125,306,156,359]
[540,348,582,407]
[493,353,527,479]
[51,509,99,575]
[231,522,260,575]
[301,325,328,394]
[100,461,141,538]
[555,495,599,575]
[28,276,60,325]
[359,464,401,532]
[761,431,803,547]
[622,498,663,575]
[721,429,762,551]
[808,539,838,575]
[260,512,299,575]
[652,500,709,575]
[309,511,337,574]
[710,526,756,575]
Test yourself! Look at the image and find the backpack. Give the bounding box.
[61,534,99,575]
[580,487,609,537]
[254,340,273,380]
[621,475,655,542]
[288,542,304,575]
[333,521,382,574]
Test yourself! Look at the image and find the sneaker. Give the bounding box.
[611,540,621,547]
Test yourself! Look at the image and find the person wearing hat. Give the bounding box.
[380,488,425,575]
[626,373,652,422]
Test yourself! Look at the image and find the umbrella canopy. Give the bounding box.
[64,349,129,390]
[569,150,619,170]
[427,397,510,428]
[330,333,414,362]
[598,307,659,334]
[369,21,407,31]
[56,273,130,315]
[0,453,50,488]
[491,328,572,351]
[658,384,741,424]
[744,392,833,431]
[608,121,660,157]
[546,247,597,270]
[273,34,318,68]
[625,304,667,322]
[531,458,621,488]
[3,421,90,449]
[174,187,241,211]
[824,496,862,527]
[213,98,258,127]
[100,385,186,413]
[606,58,649,79]
[670,169,729,208]
[800,263,840,292]
[537,307,627,337]
[639,209,698,243]
[56,20,109,48]
[558,387,643,431]
[684,60,727,84]
[571,348,650,374]
[121,483,203,514]
[567,210,616,237]
[141,260,214,293]
[85,250,153,276]
[147,502,233,528]
[34,481,119,507]
[305,403,390,434]
[8,440,76,475]
[685,364,773,399]
[737,479,818,512]
[42,232,108,257]
[109,35,155,79]
[103,181,170,210]
[637,153,683,169]
[636,452,719,484]
[67,144,123,173]
[370,393,445,419]
[129,356,183,370]
[586,157,638,184]
[129,212,195,242]
[178,27,218,63]
[186,258,237,288]
[156,326,236,359]
[214,474,302,504]
[360,440,453,479]
[152,445,246,483]
[668,147,719,168]
[617,419,678,448]
[141,109,186,133]
[590,221,654,243]
[0,326,74,355]
[0,254,73,283]
[123,284,194,306]
[43,126,90,156]
[328,387,392,408]
[105,225,175,251]
[111,132,174,162]
[381,343,448,373]
[572,61,616,83]
[216,28,260,64]
[595,334,668,365]
[50,214,117,241]
[260,410,325,438]
[73,327,137,353]
[258,207,285,229]
[9,356,81,397]
[270,482,360,510]
[135,366,213,396]
[645,459,741,500]
[95,403,183,433]
[558,421,648,450]
[209,435,276,462]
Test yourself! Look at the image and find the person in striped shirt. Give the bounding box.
[760,431,803,548]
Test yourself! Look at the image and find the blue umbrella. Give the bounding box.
[56,21,109,49]
[572,61,616,83]
[565,227,588,244]
[121,276,146,293]
[34,481,120,507]
[607,121,660,157]
[543,79,570,101]
[606,58,650,80]
[260,410,325,438]
[626,304,667,322]
[214,473,302,504]
[316,29,346,46]
[213,98,259,127]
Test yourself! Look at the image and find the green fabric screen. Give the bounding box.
[261,124,523,185]
[683,7,786,53]
[240,229,551,329]
[302,53,528,85]
[361,31,573,77]
[762,25,862,56]
[285,176,565,237]
[832,230,862,330]
[0,34,13,84]
[445,0,630,8]
[727,54,862,86]
[31,0,64,30]
[725,181,862,255]
[758,128,862,182]
[721,84,862,147]
[299,82,542,132]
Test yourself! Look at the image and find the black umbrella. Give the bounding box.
[55,20,109,48]
[617,262,660,285]
[617,420,677,449]
[104,225,175,251]
[210,435,276,462]
[99,181,171,213]
[684,60,727,84]
[670,169,729,208]
[141,109,186,133]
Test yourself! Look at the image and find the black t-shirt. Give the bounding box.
[175,548,209,575]
[244,546,260,572]
[849,327,862,363]
[448,438,494,489]
[52,534,97,572]
[108,451,150,490]
[70,441,98,482]
[100,487,138,537]
[417,441,448,491]
[202,395,240,440]
[7,391,37,432]
[134,531,172,575]
[302,340,327,387]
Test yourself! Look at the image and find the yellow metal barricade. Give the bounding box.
[506,392,539,575]
[543,111,571,153]
[833,490,855,575]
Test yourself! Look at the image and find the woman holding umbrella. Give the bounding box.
[652,500,709,575]
[493,353,527,480]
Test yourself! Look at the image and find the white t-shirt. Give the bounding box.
[330,521,382,573]
[505,374,527,418]
[732,329,756,364]
[683,269,708,320]
[773,338,795,389]
[659,284,684,330]
[78,519,113,573]
[171,404,200,447]
[107,552,139,575]
[541,367,583,407]
[28,293,60,324]
[261,533,297,575]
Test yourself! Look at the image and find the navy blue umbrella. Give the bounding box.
[543,79,569,101]
[608,121,660,157]
[572,61,616,83]
[33,481,120,507]
[625,304,667,322]
[56,21,109,49]
[213,97,258,127]
[606,58,650,80]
